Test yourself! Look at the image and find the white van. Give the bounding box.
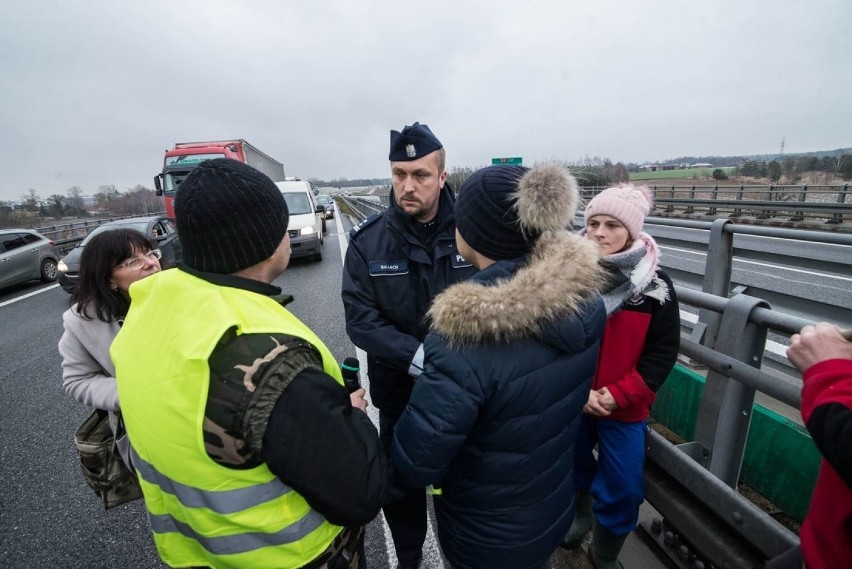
[275,181,324,262]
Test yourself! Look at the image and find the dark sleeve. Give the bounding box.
[391,336,483,488]
[807,403,852,487]
[341,238,421,371]
[261,367,387,526]
[635,271,681,392]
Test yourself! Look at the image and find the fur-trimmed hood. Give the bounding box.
[428,230,604,345]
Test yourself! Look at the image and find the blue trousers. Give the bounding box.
[574,416,647,536]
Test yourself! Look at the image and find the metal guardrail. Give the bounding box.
[35,212,166,254]
[341,195,847,567]
[345,184,852,228]
[643,287,804,568]
[582,184,851,226]
[339,196,385,220]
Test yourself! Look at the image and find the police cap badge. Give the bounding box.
[389,122,442,161]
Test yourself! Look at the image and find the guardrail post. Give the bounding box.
[667,185,675,213]
[790,185,806,221]
[694,293,770,488]
[705,184,718,216]
[698,219,733,348]
[685,185,695,214]
[758,185,773,219]
[829,183,847,224]
[731,185,744,217]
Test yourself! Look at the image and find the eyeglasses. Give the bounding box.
[114,249,162,271]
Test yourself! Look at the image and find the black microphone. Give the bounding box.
[341,356,361,393]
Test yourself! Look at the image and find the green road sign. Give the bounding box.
[492,157,523,165]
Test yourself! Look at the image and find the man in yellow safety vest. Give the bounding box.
[113,158,386,569]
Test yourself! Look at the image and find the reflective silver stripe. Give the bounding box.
[131,446,290,514]
[149,509,327,555]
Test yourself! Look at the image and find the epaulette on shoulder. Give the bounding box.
[349,212,384,239]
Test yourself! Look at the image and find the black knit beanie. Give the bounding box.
[455,165,532,261]
[174,158,289,274]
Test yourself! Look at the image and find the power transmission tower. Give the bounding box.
[779,136,785,156]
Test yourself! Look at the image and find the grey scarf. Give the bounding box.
[596,232,668,315]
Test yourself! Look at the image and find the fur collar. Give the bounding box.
[429,231,604,345]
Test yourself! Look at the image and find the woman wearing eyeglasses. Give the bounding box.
[58,228,161,467]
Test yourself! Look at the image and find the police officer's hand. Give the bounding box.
[349,388,369,413]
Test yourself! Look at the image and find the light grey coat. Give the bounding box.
[59,305,122,411]
[58,305,133,467]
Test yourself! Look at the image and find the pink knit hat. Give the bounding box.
[583,183,653,239]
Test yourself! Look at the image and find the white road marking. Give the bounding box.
[0,283,60,308]
[680,309,787,356]
[660,245,851,282]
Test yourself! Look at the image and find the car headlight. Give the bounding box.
[299,226,317,235]
[57,260,68,272]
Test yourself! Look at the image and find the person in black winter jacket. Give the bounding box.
[391,163,606,569]
[341,122,476,568]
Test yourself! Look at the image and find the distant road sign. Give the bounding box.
[492,157,523,165]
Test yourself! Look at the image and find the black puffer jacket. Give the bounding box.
[391,231,606,569]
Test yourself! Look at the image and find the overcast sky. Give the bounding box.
[1,0,849,201]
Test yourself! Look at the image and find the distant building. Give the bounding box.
[639,164,658,171]
[691,162,713,168]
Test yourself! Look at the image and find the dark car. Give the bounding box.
[57,216,182,293]
[315,194,334,220]
[0,229,61,290]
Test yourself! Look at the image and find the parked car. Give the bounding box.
[57,216,181,293]
[275,182,324,261]
[0,229,61,290]
[315,194,334,220]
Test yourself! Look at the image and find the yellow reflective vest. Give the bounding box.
[112,269,344,569]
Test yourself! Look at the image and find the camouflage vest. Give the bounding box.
[113,269,343,569]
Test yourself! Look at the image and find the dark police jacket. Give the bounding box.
[391,232,606,569]
[342,185,476,414]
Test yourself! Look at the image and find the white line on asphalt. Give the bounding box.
[0,283,60,308]
[660,245,851,282]
[338,207,445,569]
[734,257,852,281]
[680,309,787,356]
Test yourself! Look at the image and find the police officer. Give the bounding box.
[342,122,477,568]
[113,159,386,569]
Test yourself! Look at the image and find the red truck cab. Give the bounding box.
[154,140,285,218]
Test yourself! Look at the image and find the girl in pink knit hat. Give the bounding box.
[561,183,681,568]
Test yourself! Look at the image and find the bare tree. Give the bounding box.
[66,186,86,217]
[21,188,40,212]
[446,166,477,194]
[47,194,66,218]
[127,184,157,215]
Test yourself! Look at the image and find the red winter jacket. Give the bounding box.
[799,358,852,569]
[592,270,680,422]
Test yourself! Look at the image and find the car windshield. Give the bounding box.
[80,221,150,245]
[282,193,313,215]
[316,196,332,205]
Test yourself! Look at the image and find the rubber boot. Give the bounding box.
[560,491,593,549]
[589,523,627,569]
